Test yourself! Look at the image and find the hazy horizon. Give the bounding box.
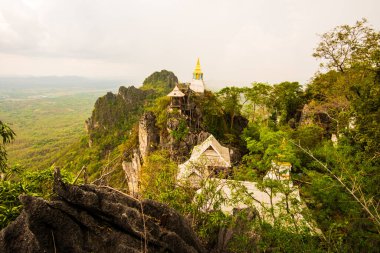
[1,0,379,89]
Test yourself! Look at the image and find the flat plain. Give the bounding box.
[0,88,112,169]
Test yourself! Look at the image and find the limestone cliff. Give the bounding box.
[85,86,153,134]
[122,149,142,197]
[138,111,160,161]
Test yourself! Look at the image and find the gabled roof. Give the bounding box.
[167,85,185,97]
[190,135,230,167]
[177,135,231,180]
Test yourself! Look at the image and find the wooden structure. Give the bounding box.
[167,85,185,109]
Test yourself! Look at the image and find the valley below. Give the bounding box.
[0,87,116,170]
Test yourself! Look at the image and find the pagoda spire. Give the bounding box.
[193,58,203,80]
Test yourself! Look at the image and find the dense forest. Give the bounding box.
[1,19,379,252]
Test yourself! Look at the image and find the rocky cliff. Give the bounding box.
[139,111,160,161]
[85,86,153,134]
[0,170,206,253]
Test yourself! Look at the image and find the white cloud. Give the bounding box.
[0,0,379,86]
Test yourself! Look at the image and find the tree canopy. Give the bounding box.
[0,120,15,172]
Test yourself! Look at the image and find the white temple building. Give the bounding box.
[193,162,319,233]
[177,134,231,187]
[195,164,294,215]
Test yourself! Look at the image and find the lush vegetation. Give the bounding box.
[0,19,379,252]
[136,19,380,252]
[0,92,105,169]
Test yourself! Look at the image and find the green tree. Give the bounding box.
[139,150,181,205]
[270,82,304,126]
[243,82,272,122]
[349,68,380,158]
[216,87,244,130]
[197,91,226,140]
[0,120,15,172]
[313,18,380,72]
[310,19,380,157]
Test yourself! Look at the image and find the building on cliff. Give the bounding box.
[167,58,205,112]
[193,161,320,233]
[177,134,231,187]
[176,134,319,233]
[190,58,205,93]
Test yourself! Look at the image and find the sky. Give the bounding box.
[0,0,379,89]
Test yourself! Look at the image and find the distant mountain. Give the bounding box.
[141,70,178,95]
[0,76,122,90]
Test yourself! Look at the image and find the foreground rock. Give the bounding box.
[0,170,206,253]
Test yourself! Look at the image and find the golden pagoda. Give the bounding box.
[190,58,205,93]
[193,58,203,80]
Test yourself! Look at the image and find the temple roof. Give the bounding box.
[177,135,231,180]
[167,85,185,97]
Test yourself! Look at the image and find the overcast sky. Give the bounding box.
[0,0,379,89]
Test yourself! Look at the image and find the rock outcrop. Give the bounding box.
[139,112,160,161]
[85,86,153,134]
[0,170,206,253]
[122,149,142,197]
[142,70,178,95]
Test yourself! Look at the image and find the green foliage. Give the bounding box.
[301,23,380,251]
[118,125,139,158]
[313,18,380,72]
[216,86,244,130]
[0,120,15,172]
[244,127,299,174]
[292,124,325,149]
[147,96,170,130]
[141,70,178,95]
[308,19,380,146]
[140,150,178,201]
[242,82,272,122]
[349,69,380,158]
[171,119,189,141]
[196,91,226,140]
[270,81,304,126]
[225,209,323,253]
[296,137,380,251]
[240,81,305,128]
[139,150,198,215]
[197,89,248,148]
[0,165,74,229]
[307,70,347,102]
